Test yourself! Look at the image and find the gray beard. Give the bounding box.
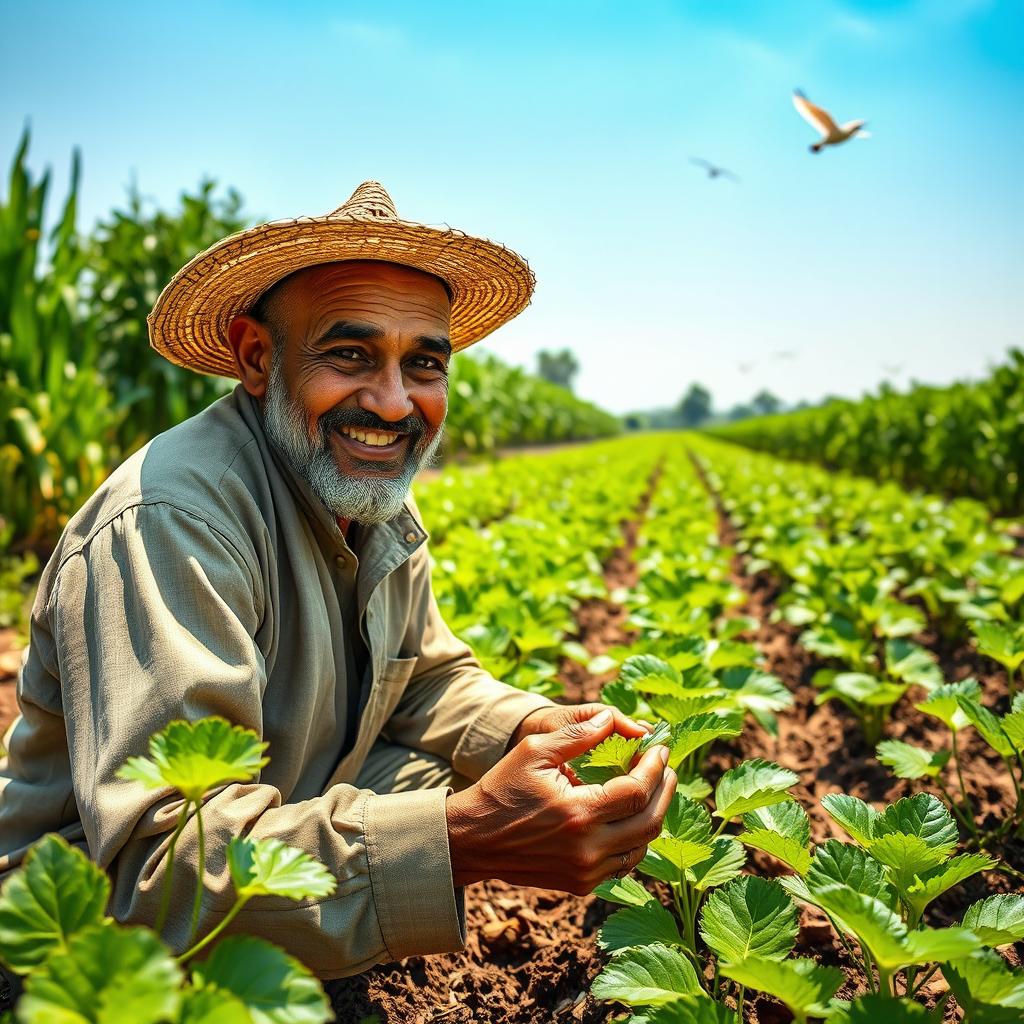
[262,361,443,524]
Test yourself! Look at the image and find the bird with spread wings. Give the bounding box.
[792,89,870,153]
[690,157,740,182]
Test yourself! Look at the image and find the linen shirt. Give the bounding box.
[0,384,552,978]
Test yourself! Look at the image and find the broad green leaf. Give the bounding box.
[901,854,996,922]
[742,799,811,846]
[902,926,981,964]
[639,721,674,754]
[621,655,683,693]
[638,848,681,884]
[179,987,252,1024]
[662,796,712,844]
[884,639,944,689]
[602,680,640,716]
[944,951,1024,1019]
[804,842,897,909]
[644,995,735,1024]
[971,621,1024,672]
[18,923,182,1024]
[698,876,797,964]
[957,696,1015,757]
[649,837,715,874]
[648,694,725,724]
[599,902,684,953]
[739,830,811,875]
[569,733,642,785]
[876,739,950,779]
[192,935,331,1024]
[868,834,950,888]
[961,894,1024,946]
[915,679,979,732]
[714,759,799,821]
[873,794,958,854]
[1002,707,1024,752]
[815,672,908,709]
[686,837,746,891]
[227,837,337,902]
[675,774,713,801]
[117,717,269,802]
[594,875,655,909]
[0,833,110,972]
[591,943,702,1007]
[820,794,879,846]
[667,712,743,769]
[720,957,842,1020]
[833,993,941,1023]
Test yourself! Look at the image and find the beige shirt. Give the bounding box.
[0,384,551,978]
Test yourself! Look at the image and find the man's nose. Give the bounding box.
[358,363,415,424]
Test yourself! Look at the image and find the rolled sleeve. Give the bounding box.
[451,686,554,779]
[363,787,465,961]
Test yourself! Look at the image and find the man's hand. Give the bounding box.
[446,711,676,896]
[509,702,649,750]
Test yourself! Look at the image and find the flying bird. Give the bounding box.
[792,89,870,153]
[690,157,740,182]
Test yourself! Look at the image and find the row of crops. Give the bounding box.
[2,432,1023,1021]
[709,351,1024,517]
[416,434,1024,1022]
[0,130,618,570]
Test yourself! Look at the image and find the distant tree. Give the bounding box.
[727,403,754,422]
[536,348,580,391]
[623,413,648,431]
[751,389,781,416]
[678,384,713,427]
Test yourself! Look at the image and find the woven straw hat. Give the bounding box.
[147,181,535,378]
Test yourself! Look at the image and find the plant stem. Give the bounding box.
[188,801,205,945]
[156,802,191,935]
[178,894,250,962]
[936,777,977,837]
[952,731,978,830]
[910,963,940,997]
[736,984,745,1024]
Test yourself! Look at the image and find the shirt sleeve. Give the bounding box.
[381,537,555,780]
[51,501,463,978]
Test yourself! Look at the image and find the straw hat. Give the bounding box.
[147,181,535,378]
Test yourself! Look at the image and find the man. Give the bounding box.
[0,183,675,982]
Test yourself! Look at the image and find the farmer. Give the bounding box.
[0,182,676,982]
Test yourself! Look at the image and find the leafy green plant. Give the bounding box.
[971,620,1024,698]
[0,717,335,1023]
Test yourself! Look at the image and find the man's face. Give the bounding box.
[253,261,451,523]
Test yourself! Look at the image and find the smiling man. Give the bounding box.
[0,183,675,988]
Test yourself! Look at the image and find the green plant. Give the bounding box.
[0,717,335,1022]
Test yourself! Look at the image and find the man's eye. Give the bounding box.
[411,356,445,371]
[329,348,365,361]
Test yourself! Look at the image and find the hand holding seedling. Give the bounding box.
[446,710,676,895]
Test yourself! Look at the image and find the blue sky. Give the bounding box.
[2,0,1021,413]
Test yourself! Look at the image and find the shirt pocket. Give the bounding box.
[369,655,417,728]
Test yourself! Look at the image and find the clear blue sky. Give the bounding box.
[2,0,1021,414]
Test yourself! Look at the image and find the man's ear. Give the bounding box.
[228,315,274,397]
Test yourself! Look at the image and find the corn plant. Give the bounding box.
[0,717,335,1022]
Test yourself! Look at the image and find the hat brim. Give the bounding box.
[147,216,535,378]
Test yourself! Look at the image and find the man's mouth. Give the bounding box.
[332,425,412,460]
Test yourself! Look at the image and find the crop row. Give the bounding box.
[708,350,1024,516]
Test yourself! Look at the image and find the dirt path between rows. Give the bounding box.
[327,465,663,1024]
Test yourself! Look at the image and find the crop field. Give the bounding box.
[318,433,1024,1024]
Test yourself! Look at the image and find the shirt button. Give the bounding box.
[335,554,347,567]
[404,531,417,543]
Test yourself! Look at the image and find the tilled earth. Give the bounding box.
[1,470,1021,1023]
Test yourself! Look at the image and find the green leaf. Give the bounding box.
[675,774,713,801]
[192,935,332,1023]
[957,695,1015,757]
[602,680,640,716]
[868,834,950,889]
[915,679,979,732]
[0,833,110,973]
[944,951,1024,1020]
[648,694,725,724]
[804,841,897,909]
[117,717,269,802]
[742,799,811,845]
[815,671,908,710]
[599,902,684,953]
[739,830,811,875]
[972,621,1024,672]
[961,894,1024,947]
[876,739,950,779]
[662,796,712,844]
[227,837,337,902]
[569,733,642,785]
[649,837,715,874]
[644,996,735,1024]
[667,712,743,769]
[720,957,842,1020]
[179,987,252,1024]
[820,794,879,846]
[639,721,674,754]
[834,993,941,1023]
[590,943,702,1007]
[594,875,655,909]
[18,923,182,1024]
[900,853,996,922]
[621,655,683,693]
[873,794,959,855]
[884,639,944,689]
[901,926,981,964]
[714,759,799,821]
[686,837,746,891]
[698,876,798,964]
[638,848,682,884]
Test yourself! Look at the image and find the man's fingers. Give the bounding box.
[586,746,671,823]
[601,766,677,850]
[599,843,649,881]
[572,703,648,738]
[523,709,616,767]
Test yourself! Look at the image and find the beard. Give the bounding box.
[262,360,443,524]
